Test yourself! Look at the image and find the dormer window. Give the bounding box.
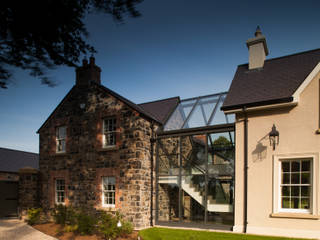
[56,126,66,153]
[103,118,116,147]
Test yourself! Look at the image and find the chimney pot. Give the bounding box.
[76,56,101,86]
[246,26,269,70]
[254,26,262,37]
[82,58,88,66]
[89,56,95,65]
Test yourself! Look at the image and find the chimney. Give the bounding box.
[246,26,269,70]
[76,56,101,86]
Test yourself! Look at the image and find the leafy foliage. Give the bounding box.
[52,204,77,226]
[98,211,121,239]
[51,206,133,238]
[96,211,133,239]
[0,0,142,88]
[76,210,97,235]
[27,208,42,225]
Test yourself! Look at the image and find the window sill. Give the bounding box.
[98,206,116,211]
[99,146,118,152]
[270,212,320,220]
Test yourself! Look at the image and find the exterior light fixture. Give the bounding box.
[117,220,122,228]
[80,103,85,109]
[269,124,279,150]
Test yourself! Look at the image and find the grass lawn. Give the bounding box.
[139,227,312,240]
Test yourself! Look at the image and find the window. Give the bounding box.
[56,126,66,153]
[280,158,312,213]
[102,177,116,207]
[103,118,116,147]
[56,179,65,204]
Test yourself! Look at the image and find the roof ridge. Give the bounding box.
[138,96,180,105]
[0,147,38,155]
[238,48,320,67]
[96,83,161,124]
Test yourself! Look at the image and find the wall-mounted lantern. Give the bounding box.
[269,124,279,150]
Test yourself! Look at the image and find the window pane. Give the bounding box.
[184,104,206,128]
[291,173,300,184]
[280,159,312,211]
[291,186,299,197]
[200,95,220,124]
[282,197,291,208]
[301,186,310,197]
[58,126,66,138]
[210,96,228,126]
[301,173,310,184]
[181,100,197,117]
[281,186,290,197]
[301,198,310,209]
[282,162,290,172]
[291,161,300,172]
[292,198,299,208]
[102,177,115,205]
[302,161,310,171]
[282,173,290,184]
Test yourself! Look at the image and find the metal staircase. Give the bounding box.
[159,173,233,213]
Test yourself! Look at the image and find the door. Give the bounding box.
[0,181,18,217]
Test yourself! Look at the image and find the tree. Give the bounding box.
[0,0,142,88]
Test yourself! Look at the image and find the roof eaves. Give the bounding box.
[221,97,294,112]
[138,96,180,106]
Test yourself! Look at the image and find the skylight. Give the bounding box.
[164,92,234,131]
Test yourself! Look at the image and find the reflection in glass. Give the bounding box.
[164,93,234,131]
[207,132,234,225]
[157,131,235,228]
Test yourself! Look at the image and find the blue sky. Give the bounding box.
[1,0,320,153]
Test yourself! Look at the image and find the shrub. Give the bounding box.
[64,224,78,232]
[27,208,42,225]
[52,204,67,225]
[52,204,77,226]
[119,220,133,236]
[76,211,97,235]
[97,212,118,239]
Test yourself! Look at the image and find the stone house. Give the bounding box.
[37,56,234,230]
[37,57,179,229]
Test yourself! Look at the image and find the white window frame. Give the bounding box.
[55,179,65,204]
[279,158,312,213]
[273,153,319,215]
[56,126,67,153]
[102,118,117,148]
[102,176,116,207]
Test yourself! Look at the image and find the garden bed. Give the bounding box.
[33,222,139,240]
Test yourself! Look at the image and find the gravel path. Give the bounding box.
[0,219,57,240]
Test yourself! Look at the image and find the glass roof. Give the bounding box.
[164,92,234,131]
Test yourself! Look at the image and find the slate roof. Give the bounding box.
[222,48,320,111]
[0,147,39,172]
[138,97,180,124]
[98,84,162,124]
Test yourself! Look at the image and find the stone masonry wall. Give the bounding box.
[18,168,40,215]
[39,84,155,229]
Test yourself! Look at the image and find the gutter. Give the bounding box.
[221,97,295,114]
[243,107,248,233]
